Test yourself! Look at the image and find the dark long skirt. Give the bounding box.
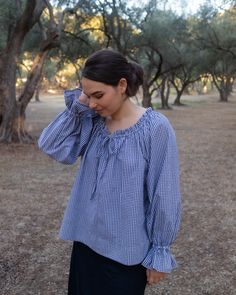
[68,241,147,295]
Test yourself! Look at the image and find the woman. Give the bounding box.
[38,49,181,295]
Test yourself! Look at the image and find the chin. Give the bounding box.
[99,114,107,118]
[96,109,106,117]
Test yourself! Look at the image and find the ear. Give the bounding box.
[118,78,127,94]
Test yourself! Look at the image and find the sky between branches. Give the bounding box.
[132,0,229,15]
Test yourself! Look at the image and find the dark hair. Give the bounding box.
[82,49,143,97]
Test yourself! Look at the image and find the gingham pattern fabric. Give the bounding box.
[38,88,181,273]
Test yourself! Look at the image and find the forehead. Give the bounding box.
[81,78,108,94]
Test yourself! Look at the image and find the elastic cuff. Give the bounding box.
[64,88,92,116]
[142,245,177,273]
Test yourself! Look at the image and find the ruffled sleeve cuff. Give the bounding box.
[64,88,95,116]
[142,245,177,273]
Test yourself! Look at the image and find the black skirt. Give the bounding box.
[68,241,147,295]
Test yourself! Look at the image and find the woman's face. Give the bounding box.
[81,77,127,117]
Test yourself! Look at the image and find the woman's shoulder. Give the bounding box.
[143,108,176,144]
[144,108,172,129]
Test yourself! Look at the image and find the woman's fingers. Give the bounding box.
[146,269,166,285]
[78,91,89,105]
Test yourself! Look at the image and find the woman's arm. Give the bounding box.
[142,114,181,274]
[38,89,99,164]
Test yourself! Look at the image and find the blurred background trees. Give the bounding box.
[0,0,236,142]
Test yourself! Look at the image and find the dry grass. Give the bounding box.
[0,93,236,295]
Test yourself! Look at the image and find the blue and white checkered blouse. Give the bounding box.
[38,88,181,273]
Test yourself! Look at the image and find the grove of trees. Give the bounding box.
[0,0,236,142]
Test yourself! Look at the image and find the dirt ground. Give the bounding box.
[0,92,236,295]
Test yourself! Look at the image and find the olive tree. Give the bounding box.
[192,5,236,101]
[0,0,91,143]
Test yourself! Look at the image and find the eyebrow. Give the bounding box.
[83,90,103,97]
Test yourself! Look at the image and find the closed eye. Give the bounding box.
[84,91,104,99]
[94,94,103,99]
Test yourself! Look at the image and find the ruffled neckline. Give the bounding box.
[100,107,153,138]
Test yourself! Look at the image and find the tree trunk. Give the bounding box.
[0,51,21,142]
[173,86,185,106]
[35,75,43,102]
[1,51,48,142]
[35,86,40,102]
[170,78,185,106]
[0,0,62,143]
[219,89,228,102]
[165,79,171,109]
[173,90,182,105]
[160,78,166,108]
[0,51,49,142]
[160,78,171,109]
[142,81,152,108]
[0,0,46,142]
[212,75,230,102]
[19,51,48,110]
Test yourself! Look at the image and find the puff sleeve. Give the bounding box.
[142,115,181,273]
[38,89,98,164]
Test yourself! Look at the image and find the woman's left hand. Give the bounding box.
[146,269,166,285]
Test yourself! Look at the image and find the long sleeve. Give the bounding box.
[38,88,98,164]
[142,115,181,273]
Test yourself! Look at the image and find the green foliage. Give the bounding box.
[192,6,236,76]
[2,0,236,102]
[190,5,236,100]
[0,0,24,51]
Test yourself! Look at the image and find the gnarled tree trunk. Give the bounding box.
[15,51,52,142]
[35,75,43,102]
[0,0,46,143]
[0,50,18,141]
[212,74,232,103]
[0,0,63,143]
[160,77,171,109]
[173,88,185,106]
[142,80,152,108]
[16,24,60,141]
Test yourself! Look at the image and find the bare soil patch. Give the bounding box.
[1,93,236,295]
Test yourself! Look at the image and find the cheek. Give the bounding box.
[101,95,115,107]
[99,91,121,109]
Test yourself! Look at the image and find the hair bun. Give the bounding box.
[126,62,144,96]
[129,62,143,84]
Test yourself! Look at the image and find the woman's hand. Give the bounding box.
[78,91,89,106]
[146,269,166,285]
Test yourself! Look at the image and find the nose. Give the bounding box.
[89,100,98,109]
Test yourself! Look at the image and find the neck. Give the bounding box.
[109,99,137,121]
